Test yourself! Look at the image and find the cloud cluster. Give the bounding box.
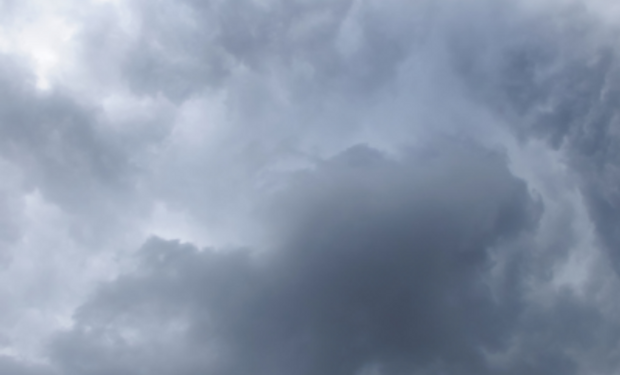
[1,0,620,374]
[52,142,541,375]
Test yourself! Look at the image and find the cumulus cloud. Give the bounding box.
[1,0,620,374]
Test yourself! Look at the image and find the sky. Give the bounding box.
[1,0,620,374]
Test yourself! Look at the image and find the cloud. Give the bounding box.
[0,48,170,361]
[0,0,620,373]
[49,142,542,375]
[451,2,620,274]
[0,356,55,375]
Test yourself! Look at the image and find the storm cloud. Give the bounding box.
[1,0,620,374]
[50,142,539,375]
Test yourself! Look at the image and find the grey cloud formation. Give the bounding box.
[2,0,620,374]
[51,143,540,375]
[76,0,438,101]
[0,356,54,375]
[47,143,620,375]
[0,49,172,363]
[451,6,620,273]
[0,51,174,246]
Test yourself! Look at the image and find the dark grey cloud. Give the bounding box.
[50,143,544,375]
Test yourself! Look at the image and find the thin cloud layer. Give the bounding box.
[0,0,620,374]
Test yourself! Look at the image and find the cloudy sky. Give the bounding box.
[2,0,620,374]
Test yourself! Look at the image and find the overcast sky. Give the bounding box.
[2,0,620,374]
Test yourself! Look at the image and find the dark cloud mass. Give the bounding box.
[52,143,539,375]
[2,0,620,374]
